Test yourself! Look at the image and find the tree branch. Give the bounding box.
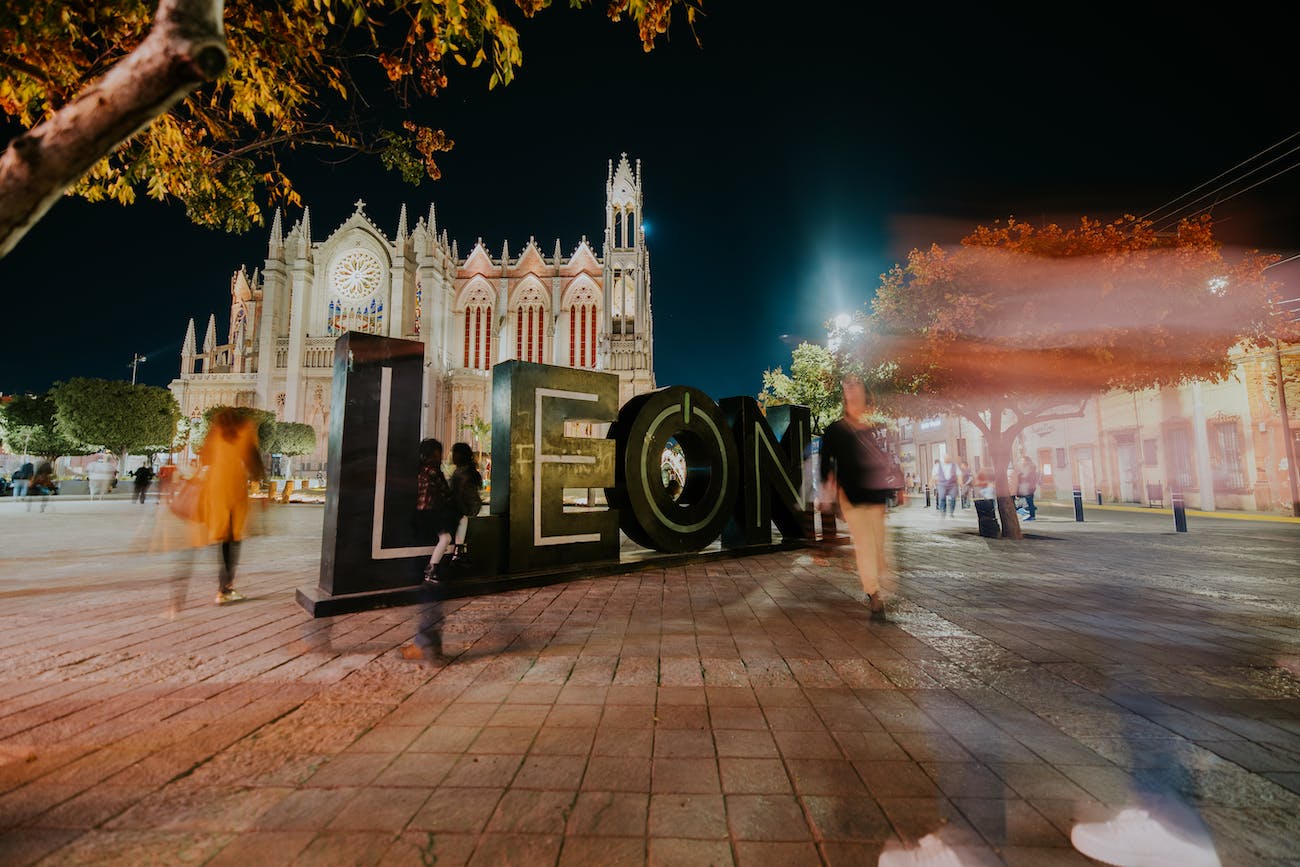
[0,0,228,259]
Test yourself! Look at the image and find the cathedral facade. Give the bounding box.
[170,155,657,470]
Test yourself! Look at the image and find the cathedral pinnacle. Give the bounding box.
[268,208,283,256]
[182,318,196,358]
[202,314,217,353]
[396,203,408,242]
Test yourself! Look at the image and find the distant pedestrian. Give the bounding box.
[12,461,33,500]
[28,461,56,512]
[818,376,900,618]
[932,451,960,518]
[133,462,155,503]
[1017,455,1039,521]
[958,460,973,508]
[87,454,116,500]
[200,408,265,604]
[156,461,177,500]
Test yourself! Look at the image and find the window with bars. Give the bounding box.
[516,295,546,363]
[569,299,598,369]
[461,292,492,370]
[1210,420,1247,491]
[1164,427,1194,490]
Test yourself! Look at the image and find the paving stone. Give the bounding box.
[377,830,476,867]
[647,837,733,866]
[565,791,648,837]
[466,832,562,867]
[407,787,503,833]
[724,794,811,841]
[582,757,652,793]
[559,835,646,866]
[652,758,721,794]
[648,794,728,840]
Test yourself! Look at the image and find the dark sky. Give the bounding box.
[3,3,1298,400]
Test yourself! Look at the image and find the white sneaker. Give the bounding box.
[1071,808,1220,867]
[878,833,966,866]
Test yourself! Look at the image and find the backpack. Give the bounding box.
[455,467,484,517]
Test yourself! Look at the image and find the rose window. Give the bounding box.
[330,250,382,299]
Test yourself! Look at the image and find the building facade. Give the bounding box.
[904,339,1300,513]
[170,155,657,470]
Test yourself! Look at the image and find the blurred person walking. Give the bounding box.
[11,461,33,500]
[200,408,265,604]
[28,461,56,512]
[932,450,960,518]
[402,438,456,661]
[87,454,115,500]
[818,376,900,618]
[448,441,484,563]
[1016,454,1038,521]
[958,459,973,508]
[132,461,155,504]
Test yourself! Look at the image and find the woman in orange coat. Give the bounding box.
[200,408,265,604]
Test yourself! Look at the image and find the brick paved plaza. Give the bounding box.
[0,498,1298,865]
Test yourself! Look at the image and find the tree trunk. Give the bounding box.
[987,436,1023,540]
[0,0,228,258]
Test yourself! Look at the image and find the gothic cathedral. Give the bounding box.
[170,155,657,469]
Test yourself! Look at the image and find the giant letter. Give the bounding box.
[720,398,811,547]
[607,386,739,552]
[492,360,620,572]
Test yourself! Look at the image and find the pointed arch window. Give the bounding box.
[568,286,599,369]
[461,287,493,370]
[516,287,547,363]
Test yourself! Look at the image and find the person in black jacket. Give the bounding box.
[818,377,897,618]
[132,462,155,504]
[448,441,483,563]
[403,439,455,662]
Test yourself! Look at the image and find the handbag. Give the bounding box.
[169,477,203,522]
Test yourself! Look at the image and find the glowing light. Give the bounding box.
[834,313,852,330]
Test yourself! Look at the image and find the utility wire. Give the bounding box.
[1140,129,1300,224]
[1150,149,1300,233]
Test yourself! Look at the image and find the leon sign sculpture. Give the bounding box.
[298,333,812,616]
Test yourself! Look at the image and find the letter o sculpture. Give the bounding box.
[607,386,739,552]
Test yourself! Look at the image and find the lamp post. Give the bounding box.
[129,353,147,384]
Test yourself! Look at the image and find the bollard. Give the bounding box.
[1172,488,1188,533]
[1096,489,1103,506]
[924,485,931,508]
[1073,486,1084,522]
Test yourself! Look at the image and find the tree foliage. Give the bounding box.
[50,378,181,461]
[268,421,316,457]
[0,0,699,248]
[0,392,93,462]
[758,342,842,435]
[841,215,1285,538]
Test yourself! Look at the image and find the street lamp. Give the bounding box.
[129,353,147,384]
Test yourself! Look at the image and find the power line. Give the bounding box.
[1140,129,1300,225]
[1151,154,1300,234]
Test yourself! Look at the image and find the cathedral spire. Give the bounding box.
[268,207,283,257]
[202,314,217,353]
[297,206,312,258]
[553,238,563,263]
[428,202,437,236]
[396,203,408,242]
[500,239,509,265]
[181,318,196,374]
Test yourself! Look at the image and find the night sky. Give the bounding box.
[2,4,1297,401]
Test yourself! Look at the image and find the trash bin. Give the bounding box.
[974,498,1000,538]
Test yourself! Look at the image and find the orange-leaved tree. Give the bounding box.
[0,0,699,258]
[837,215,1285,538]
